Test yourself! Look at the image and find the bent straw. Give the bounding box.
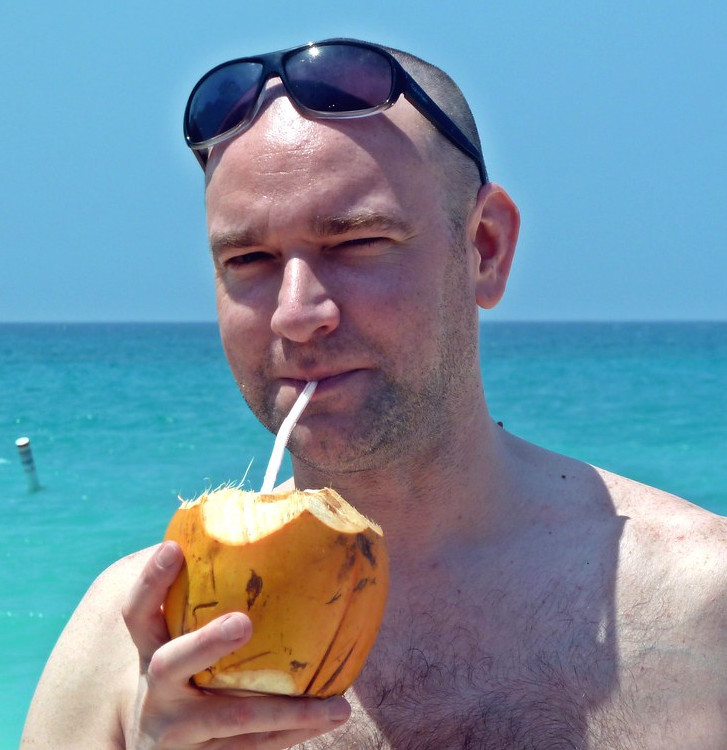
[260,381,318,493]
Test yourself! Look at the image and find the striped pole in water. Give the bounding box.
[16,437,41,492]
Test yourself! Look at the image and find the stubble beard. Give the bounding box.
[237,309,478,479]
[238,352,457,477]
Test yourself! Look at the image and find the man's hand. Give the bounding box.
[122,541,351,749]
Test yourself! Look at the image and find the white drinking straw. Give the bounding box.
[260,381,318,493]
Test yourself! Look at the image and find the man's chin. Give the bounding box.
[295,415,428,480]
[246,375,414,474]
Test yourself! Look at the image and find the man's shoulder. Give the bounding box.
[61,546,160,635]
[49,544,158,674]
[86,545,158,605]
[20,546,157,749]
[598,467,726,546]
[587,469,727,740]
[598,467,726,567]
[601,468,727,643]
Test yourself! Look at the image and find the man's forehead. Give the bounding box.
[206,87,431,182]
[245,81,318,147]
[204,92,445,247]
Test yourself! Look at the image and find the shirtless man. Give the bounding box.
[22,39,727,749]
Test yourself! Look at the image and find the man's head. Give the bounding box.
[381,44,484,233]
[185,39,486,186]
[189,39,519,477]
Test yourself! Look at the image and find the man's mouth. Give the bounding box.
[278,369,367,399]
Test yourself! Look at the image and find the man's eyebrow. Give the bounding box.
[209,229,263,256]
[310,211,414,237]
[208,212,414,255]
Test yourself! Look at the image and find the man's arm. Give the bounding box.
[21,543,351,749]
[21,548,149,748]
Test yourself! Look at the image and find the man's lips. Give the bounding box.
[278,369,366,397]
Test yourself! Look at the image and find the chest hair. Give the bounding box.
[296,582,645,750]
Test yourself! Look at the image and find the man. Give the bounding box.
[22,39,727,749]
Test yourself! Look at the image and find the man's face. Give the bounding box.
[205,94,481,475]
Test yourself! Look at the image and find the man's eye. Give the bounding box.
[334,237,388,252]
[226,251,273,267]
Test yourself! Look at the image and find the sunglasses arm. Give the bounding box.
[402,76,488,184]
[192,148,208,171]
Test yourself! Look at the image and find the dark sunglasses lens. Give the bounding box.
[285,44,394,113]
[187,61,264,144]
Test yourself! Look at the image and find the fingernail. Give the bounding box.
[156,542,178,568]
[220,613,249,641]
[325,696,351,722]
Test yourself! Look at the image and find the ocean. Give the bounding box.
[2,321,725,746]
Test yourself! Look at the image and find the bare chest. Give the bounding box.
[302,500,727,750]
[295,566,717,750]
[298,583,639,749]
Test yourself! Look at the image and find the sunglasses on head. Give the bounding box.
[184,38,488,183]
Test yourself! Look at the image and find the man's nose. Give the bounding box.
[270,257,340,342]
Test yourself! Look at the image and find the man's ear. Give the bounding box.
[466,183,520,309]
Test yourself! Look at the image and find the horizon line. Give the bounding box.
[1,318,725,326]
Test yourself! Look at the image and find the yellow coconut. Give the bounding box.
[163,486,388,697]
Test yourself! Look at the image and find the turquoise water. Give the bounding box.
[2,321,725,746]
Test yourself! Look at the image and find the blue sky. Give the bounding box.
[2,1,725,322]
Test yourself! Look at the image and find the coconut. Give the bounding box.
[163,486,389,697]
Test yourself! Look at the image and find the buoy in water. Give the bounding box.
[15,437,41,492]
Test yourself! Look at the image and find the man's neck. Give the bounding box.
[288,403,516,568]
